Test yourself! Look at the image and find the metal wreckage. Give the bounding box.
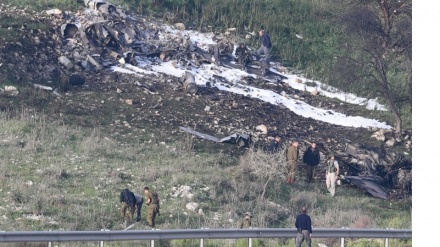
[54,0,287,91]
[44,0,410,200]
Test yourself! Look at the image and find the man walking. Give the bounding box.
[325,153,340,197]
[143,186,160,228]
[256,29,272,75]
[286,140,299,184]
[295,206,312,247]
[303,142,320,182]
[120,188,136,224]
[256,29,272,64]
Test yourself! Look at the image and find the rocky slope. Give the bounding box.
[0,1,411,200]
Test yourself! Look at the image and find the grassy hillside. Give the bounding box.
[0,1,411,247]
[0,109,411,247]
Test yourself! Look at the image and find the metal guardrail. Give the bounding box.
[0,228,411,242]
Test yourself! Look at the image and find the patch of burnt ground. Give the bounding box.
[0,3,411,200]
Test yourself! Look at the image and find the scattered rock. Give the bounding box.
[186,202,199,211]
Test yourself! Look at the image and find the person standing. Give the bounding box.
[295,206,312,247]
[143,186,160,228]
[256,29,272,64]
[325,153,340,197]
[302,142,320,183]
[134,193,144,222]
[120,188,136,224]
[286,140,299,184]
[239,212,252,228]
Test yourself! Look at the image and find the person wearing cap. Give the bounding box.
[286,140,299,184]
[239,212,252,228]
[303,142,320,183]
[325,152,340,197]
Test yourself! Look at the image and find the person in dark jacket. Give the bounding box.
[295,206,312,247]
[302,142,320,182]
[256,29,272,64]
[120,188,136,224]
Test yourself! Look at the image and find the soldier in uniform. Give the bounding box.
[143,186,160,228]
[234,43,252,71]
[120,188,136,224]
[286,140,299,184]
[239,212,252,228]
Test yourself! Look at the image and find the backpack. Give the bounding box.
[151,191,160,215]
[152,192,160,206]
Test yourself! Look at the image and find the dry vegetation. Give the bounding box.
[0,110,411,247]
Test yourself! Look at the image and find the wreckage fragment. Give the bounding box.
[342,175,388,199]
[61,23,79,38]
[179,126,250,148]
[33,84,53,91]
[69,74,85,86]
[45,9,63,16]
[58,56,74,70]
[180,71,198,94]
[86,55,103,70]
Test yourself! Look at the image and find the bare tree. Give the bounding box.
[330,0,411,135]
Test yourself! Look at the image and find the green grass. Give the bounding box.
[0,111,412,235]
[0,1,412,245]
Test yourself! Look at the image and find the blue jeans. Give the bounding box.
[135,198,144,222]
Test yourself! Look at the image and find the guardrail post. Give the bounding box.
[199,227,205,247]
[340,227,345,247]
[100,229,104,247]
[48,230,52,247]
[248,238,252,247]
[384,228,390,247]
[151,239,154,247]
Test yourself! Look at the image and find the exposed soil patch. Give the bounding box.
[0,3,411,200]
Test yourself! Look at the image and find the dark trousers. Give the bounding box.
[135,198,144,222]
[305,165,316,182]
[296,230,311,247]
